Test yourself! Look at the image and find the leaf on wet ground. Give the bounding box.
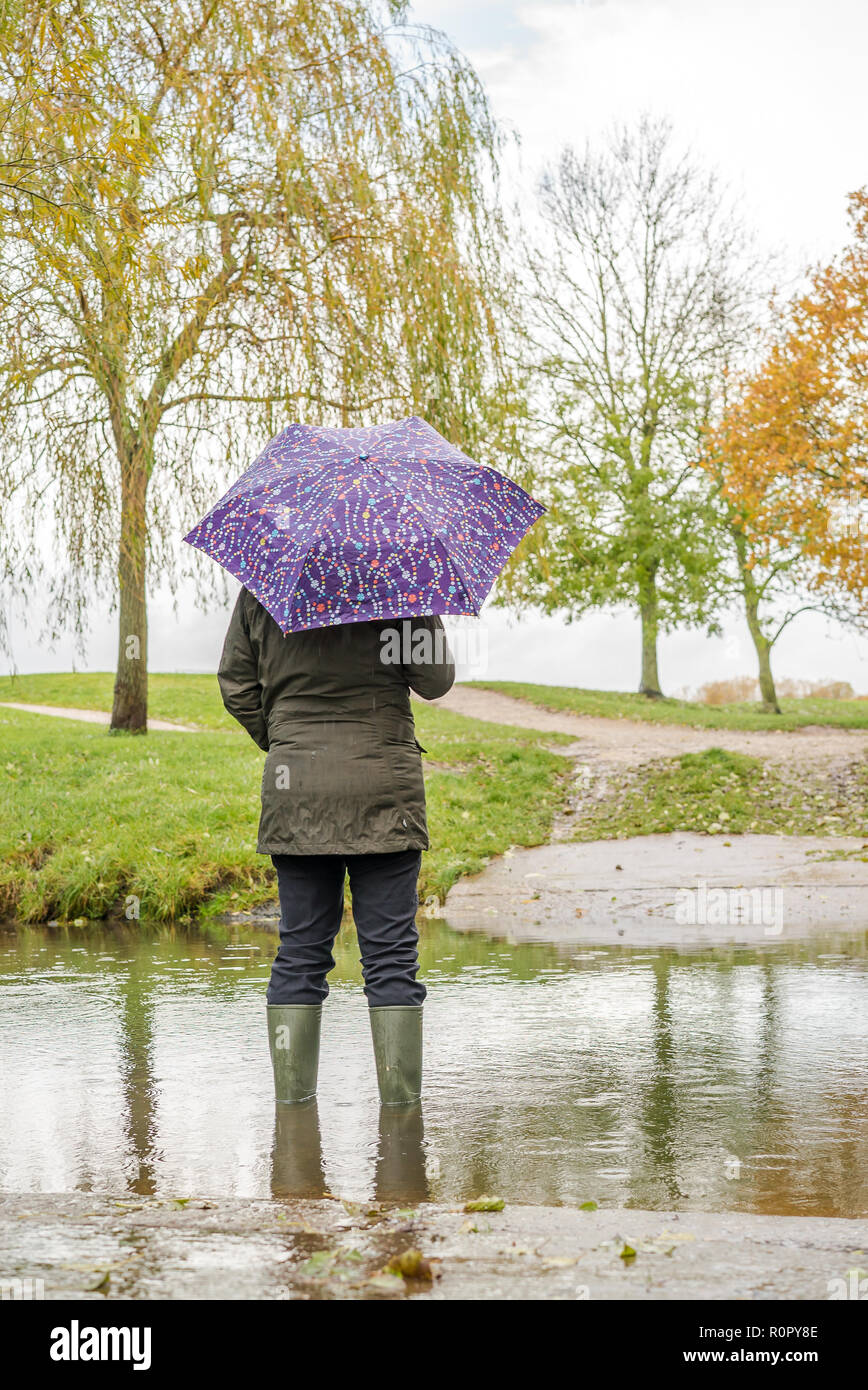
[61,1264,113,1291]
[299,1247,364,1282]
[463,1195,505,1212]
[579,1200,598,1211]
[340,1199,369,1219]
[632,1231,697,1255]
[366,1272,406,1294]
[384,1248,433,1281]
[619,1243,637,1263]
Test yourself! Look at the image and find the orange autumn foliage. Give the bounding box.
[704,190,868,607]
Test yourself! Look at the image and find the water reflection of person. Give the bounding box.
[270,1102,430,1206]
[271,1100,327,1200]
[375,1104,430,1205]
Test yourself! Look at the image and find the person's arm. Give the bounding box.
[402,615,455,701]
[217,591,269,750]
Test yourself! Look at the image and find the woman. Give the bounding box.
[217,587,455,1106]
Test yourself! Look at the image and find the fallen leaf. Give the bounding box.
[463,1195,505,1213]
[366,1272,406,1293]
[384,1248,433,1281]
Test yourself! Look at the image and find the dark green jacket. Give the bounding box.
[217,588,455,855]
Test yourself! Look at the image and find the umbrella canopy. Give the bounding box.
[183,415,544,634]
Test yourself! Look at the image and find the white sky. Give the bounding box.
[4,0,867,693]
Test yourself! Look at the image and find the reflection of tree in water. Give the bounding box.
[744,959,867,1217]
[633,956,686,1206]
[631,954,792,1211]
[737,958,787,1214]
[116,937,160,1196]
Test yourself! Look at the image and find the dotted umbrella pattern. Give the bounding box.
[183,415,545,634]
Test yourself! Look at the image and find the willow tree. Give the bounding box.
[0,0,510,728]
[504,119,756,697]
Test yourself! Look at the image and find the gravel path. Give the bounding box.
[0,702,201,732]
[434,686,868,770]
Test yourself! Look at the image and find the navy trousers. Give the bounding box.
[267,850,426,1008]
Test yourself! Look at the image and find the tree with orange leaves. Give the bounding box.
[702,191,868,712]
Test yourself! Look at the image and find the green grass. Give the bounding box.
[0,681,573,926]
[569,746,868,841]
[473,681,868,731]
[5,671,868,732]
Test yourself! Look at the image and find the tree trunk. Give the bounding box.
[743,591,780,713]
[734,527,780,714]
[638,571,663,698]
[111,463,149,732]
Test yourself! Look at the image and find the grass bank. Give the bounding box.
[0,677,572,926]
[568,746,868,843]
[473,681,868,731]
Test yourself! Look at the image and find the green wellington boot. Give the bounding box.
[267,1004,322,1104]
[369,1005,423,1106]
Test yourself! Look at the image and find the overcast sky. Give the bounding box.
[4,0,867,693]
[417,0,867,264]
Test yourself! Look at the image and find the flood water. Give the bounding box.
[1,922,866,1216]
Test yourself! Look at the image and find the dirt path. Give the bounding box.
[434,686,868,770]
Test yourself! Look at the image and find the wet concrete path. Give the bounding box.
[3,1191,865,1300]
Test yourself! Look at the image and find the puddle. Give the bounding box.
[1,921,866,1215]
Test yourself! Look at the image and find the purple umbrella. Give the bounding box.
[183,415,545,634]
